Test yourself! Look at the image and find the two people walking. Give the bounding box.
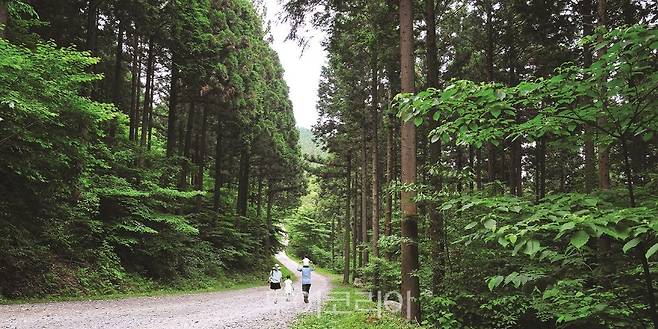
[268,257,313,304]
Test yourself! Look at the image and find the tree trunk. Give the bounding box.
[399,0,420,321]
[213,117,223,211]
[108,18,124,144]
[166,58,179,157]
[0,1,8,39]
[237,144,250,217]
[361,124,369,266]
[265,178,274,254]
[385,114,394,237]
[352,168,359,276]
[343,153,352,284]
[180,102,196,189]
[582,0,596,193]
[140,38,154,147]
[620,139,658,328]
[86,0,99,97]
[256,176,263,219]
[195,106,208,191]
[147,70,155,150]
[129,33,140,142]
[425,0,445,294]
[370,52,381,297]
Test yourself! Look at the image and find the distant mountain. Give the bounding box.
[297,127,325,157]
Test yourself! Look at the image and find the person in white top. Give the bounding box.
[268,264,282,304]
[283,275,294,302]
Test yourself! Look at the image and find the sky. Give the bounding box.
[264,1,326,129]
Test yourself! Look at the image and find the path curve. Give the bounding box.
[0,252,330,329]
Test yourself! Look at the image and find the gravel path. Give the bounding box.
[0,253,331,329]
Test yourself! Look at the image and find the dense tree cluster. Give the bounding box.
[283,0,658,327]
[0,0,304,299]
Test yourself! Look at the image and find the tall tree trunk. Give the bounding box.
[361,124,369,266]
[181,102,196,189]
[213,116,223,211]
[620,139,658,328]
[166,57,179,156]
[484,0,496,184]
[0,1,8,39]
[385,114,394,237]
[195,106,208,191]
[581,0,597,193]
[256,176,263,219]
[237,143,250,217]
[370,51,381,297]
[425,0,445,294]
[595,0,613,288]
[129,33,140,142]
[343,153,352,284]
[265,178,274,254]
[352,168,359,276]
[147,70,155,150]
[86,0,99,98]
[399,0,420,321]
[108,18,124,144]
[140,38,154,147]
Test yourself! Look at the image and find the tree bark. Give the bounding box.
[140,38,154,147]
[147,69,155,150]
[195,106,208,191]
[213,116,223,211]
[256,176,263,219]
[237,143,250,217]
[265,178,274,254]
[343,153,352,284]
[129,33,140,142]
[361,123,369,266]
[108,17,124,144]
[352,168,359,276]
[581,0,597,193]
[425,0,445,294]
[370,51,381,297]
[180,102,196,189]
[166,57,179,157]
[399,0,420,321]
[0,1,8,39]
[385,114,394,237]
[86,0,99,97]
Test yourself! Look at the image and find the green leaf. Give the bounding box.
[560,222,576,232]
[510,206,522,213]
[484,218,497,231]
[433,111,441,121]
[570,230,590,249]
[623,238,641,253]
[464,221,478,230]
[646,243,658,259]
[414,117,423,127]
[524,240,541,256]
[487,275,504,291]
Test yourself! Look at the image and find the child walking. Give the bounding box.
[268,264,282,304]
[297,257,313,303]
[283,275,294,302]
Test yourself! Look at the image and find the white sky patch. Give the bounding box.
[264,0,326,129]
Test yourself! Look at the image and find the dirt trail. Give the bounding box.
[0,253,330,329]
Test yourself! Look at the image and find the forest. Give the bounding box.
[1,0,658,328]
[1,0,305,299]
[283,0,658,328]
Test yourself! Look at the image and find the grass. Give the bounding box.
[0,257,290,305]
[291,279,419,329]
[284,253,419,329]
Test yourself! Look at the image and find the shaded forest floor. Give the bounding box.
[0,257,293,305]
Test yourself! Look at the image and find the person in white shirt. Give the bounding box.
[283,275,294,302]
[268,264,282,304]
